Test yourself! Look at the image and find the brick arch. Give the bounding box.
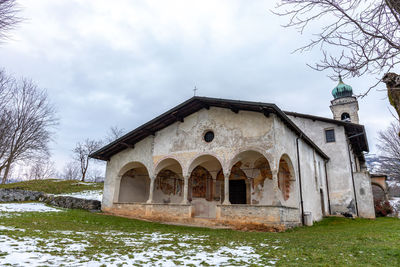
[278,154,295,201]
[187,153,224,178]
[154,157,184,178]
[118,161,151,177]
[227,147,274,173]
[117,161,150,203]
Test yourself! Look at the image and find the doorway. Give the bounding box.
[229,180,246,204]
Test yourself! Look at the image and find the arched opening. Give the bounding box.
[153,158,184,204]
[227,150,272,205]
[118,162,150,203]
[372,184,386,202]
[188,155,223,218]
[278,155,294,201]
[229,162,248,204]
[341,112,351,121]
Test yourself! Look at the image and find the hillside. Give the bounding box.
[0,179,103,195]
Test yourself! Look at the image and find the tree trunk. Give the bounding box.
[1,160,11,184]
[383,73,400,134]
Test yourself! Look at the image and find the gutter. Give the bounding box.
[324,160,332,215]
[296,136,305,225]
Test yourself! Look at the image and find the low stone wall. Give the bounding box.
[0,188,101,211]
[216,205,300,228]
[0,188,46,202]
[106,202,300,230]
[44,195,101,211]
[106,203,193,221]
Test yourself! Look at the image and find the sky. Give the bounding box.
[0,0,395,175]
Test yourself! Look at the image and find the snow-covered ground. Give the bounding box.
[0,203,278,266]
[56,190,103,201]
[0,203,62,213]
[0,230,276,266]
[390,197,400,217]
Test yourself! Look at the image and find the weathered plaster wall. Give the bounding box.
[102,137,154,209]
[102,107,328,226]
[354,171,375,218]
[287,116,356,215]
[273,117,327,222]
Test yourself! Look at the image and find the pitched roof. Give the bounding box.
[284,111,369,158]
[90,96,331,161]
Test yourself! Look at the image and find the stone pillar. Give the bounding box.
[272,169,281,205]
[113,175,122,203]
[146,176,155,204]
[223,171,231,205]
[182,175,189,204]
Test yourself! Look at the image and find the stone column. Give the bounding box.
[113,175,122,203]
[272,169,281,205]
[146,176,155,204]
[223,171,231,205]
[181,175,189,204]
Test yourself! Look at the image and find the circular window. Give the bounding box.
[204,131,214,143]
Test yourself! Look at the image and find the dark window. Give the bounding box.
[204,131,214,142]
[325,129,335,143]
[341,112,351,121]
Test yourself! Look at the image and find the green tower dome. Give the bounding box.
[332,75,353,99]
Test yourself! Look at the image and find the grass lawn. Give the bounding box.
[0,207,399,266]
[0,179,103,194]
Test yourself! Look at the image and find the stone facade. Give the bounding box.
[93,95,375,229]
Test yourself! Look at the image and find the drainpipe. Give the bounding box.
[324,160,332,215]
[347,139,359,217]
[296,136,305,225]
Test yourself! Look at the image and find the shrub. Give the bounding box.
[374,200,393,217]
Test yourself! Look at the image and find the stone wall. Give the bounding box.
[216,204,300,227]
[0,188,101,211]
[0,188,46,202]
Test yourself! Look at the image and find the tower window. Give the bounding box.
[341,112,351,121]
[204,131,214,143]
[325,129,335,143]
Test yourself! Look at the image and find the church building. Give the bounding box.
[91,78,375,229]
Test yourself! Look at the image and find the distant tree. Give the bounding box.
[25,156,56,180]
[61,161,80,180]
[0,0,21,41]
[73,138,102,182]
[0,71,58,184]
[105,126,125,143]
[274,1,400,116]
[376,121,400,182]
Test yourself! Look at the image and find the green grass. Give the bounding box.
[0,179,103,194]
[0,208,399,266]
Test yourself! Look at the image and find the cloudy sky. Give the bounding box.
[0,0,395,173]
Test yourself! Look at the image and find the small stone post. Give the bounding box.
[223,171,231,205]
[147,176,155,204]
[272,169,281,205]
[182,175,189,204]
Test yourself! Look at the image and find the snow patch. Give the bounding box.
[0,203,62,213]
[56,190,103,201]
[0,229,278,266]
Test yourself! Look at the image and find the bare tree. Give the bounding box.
[0,0,21,41]
[25,157,56,180]
[0,72,58,184]
[61,161,80,180]
[73,138,102,182]
[105,126,125,143]
[376,121,400,182]
[275,1,400,79]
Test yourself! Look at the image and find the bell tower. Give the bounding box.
[330,76,359,124]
